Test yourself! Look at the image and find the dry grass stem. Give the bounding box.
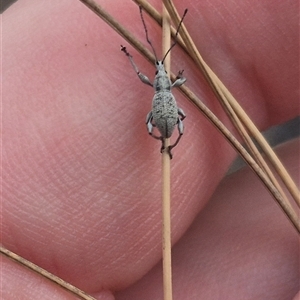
[162,138,172,300]
[78,0,155,65]
[162,0,300,207]
[177,84,300,232]
[161,6,173,300]
[0,245,96,300]
[138,0,299,211]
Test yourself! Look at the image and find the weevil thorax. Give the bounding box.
[153,60,172,93]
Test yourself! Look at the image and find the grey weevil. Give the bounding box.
[121,7,188,159]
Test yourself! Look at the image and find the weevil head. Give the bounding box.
[155,60,167,76]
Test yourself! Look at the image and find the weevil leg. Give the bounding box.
[151,133,163,140]
[145,111,153,133]
[121,45,153,87]
[167,117,184,159]
[160,138,166,154]
[138,73,153,87]
[146,111,162,140]
[178,107,186,120]
[172,70,186,87]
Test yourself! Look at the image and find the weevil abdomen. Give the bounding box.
[152,92,178,138]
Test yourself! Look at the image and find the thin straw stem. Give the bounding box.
[177,83,300,232]
[0,246,96,300]
[161,5,173,300]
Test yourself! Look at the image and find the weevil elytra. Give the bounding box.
[121,7,188,159]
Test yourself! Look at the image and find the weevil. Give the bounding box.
[121,7,188,159]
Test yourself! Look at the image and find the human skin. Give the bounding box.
[2,0,299,299]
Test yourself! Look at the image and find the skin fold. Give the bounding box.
[2,0,299,299]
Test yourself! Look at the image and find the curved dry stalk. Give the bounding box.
[77,0,299,232]
[177,84,300,232]
[138,0,299,213]
[0,245,96,300]
[216,91,290,208]
[162,0,300,208]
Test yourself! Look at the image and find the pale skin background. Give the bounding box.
[2,0,299,299]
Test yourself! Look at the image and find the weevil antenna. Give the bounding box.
[162,8,188,63]
[139,5,158,61]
